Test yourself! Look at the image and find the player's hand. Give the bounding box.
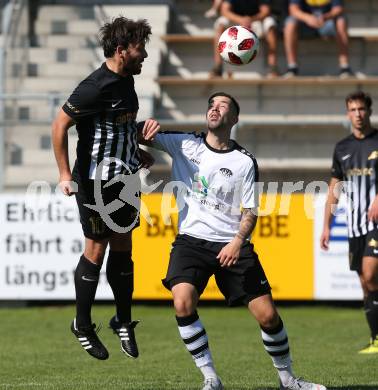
[216,237,243,267]
[138,148,155,169]
[142,118,160,141]
[320,228,330,250]
[368,196,378,222]
[59,174,75,196]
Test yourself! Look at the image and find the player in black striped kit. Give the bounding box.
[141,93,326,390]
[321,91,378,354]
[52,17,159,360]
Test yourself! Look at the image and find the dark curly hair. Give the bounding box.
[99,17,152,58]
[345,91,372,109]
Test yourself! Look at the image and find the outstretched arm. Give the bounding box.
[217,208,258,267]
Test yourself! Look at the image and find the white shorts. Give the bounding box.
[215,15,276,38]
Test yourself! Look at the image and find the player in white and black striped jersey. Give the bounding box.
[321,91,378,354]
[141,92,326,390]
[52,17,160,361]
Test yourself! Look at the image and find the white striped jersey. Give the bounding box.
[153,132,259,242]
[62,62,140,180]
[332,130,378,237]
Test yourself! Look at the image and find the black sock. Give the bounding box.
[365,290,378,339]
[74,255,101,328]
[106,250,133,323]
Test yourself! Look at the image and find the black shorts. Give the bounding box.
[348,229,378,273]
[162,234,271,306]
[72,164,140,240]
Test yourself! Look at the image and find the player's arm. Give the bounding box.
[217,208,258,267]
[51,109,76,196]
[320,177,341,250]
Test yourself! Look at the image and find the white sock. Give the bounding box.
[176,312,215,370]
[277,366,295,387]
[260,317,293,386]
[199,363,218,380]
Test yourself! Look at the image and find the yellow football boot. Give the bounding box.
[358,336,378,354]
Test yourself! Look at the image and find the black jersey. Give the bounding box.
[332,130,378,237]
[62,62,140,180]
[224,0,271,16]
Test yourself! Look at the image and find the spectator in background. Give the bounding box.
[210,0,279,78]
[284,0,352,78]
[204,0,223,19]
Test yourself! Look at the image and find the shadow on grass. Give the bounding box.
[327,387,378,390]
[219,387,378,390]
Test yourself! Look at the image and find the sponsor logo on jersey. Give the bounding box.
[65,100,80,114]
[115,112,137,125]
[341,154,351,161]
[368,151,378,160]
[111,99,122,108]
[346,167,373,177]
[190,158,201,165]
[219,168,233,177]
[193,174,209,197]
[368,238,378,248]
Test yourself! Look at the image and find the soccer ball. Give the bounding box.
[218,25,259,66]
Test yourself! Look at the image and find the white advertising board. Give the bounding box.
[314,194,363,300]
[0,193,113,299]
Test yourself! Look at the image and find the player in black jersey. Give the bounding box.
[321,91,378,354]
[52,17,160,360]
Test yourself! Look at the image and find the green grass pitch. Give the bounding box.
[0,304,376,390]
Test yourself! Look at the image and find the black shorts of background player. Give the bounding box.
[141,92,326,390]
[321,91,378,354]
[52,17,160,361]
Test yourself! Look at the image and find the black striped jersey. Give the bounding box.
[62,62,140,180]
[153,132,259,242]
[332,130,378,237]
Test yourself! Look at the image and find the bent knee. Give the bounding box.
[173,297,195,316]
[257,310,279,329]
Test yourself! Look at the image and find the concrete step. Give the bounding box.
[35,19,98,36]
[20,144,76,166]
[28,47,100,64]
[162,38,377,77]
[30,63,97,78]
[7,128,77,150]
[157,77,378,117]
[101,5,169,35]
[257,158,331,170]
[37,35,98,49]
[5,165,60,187]
[22,77,82,93]
[37,5,95,22]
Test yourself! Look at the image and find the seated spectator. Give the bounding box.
[210,0,279,78]
[284,0,352,78]
[204,0,223,19]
